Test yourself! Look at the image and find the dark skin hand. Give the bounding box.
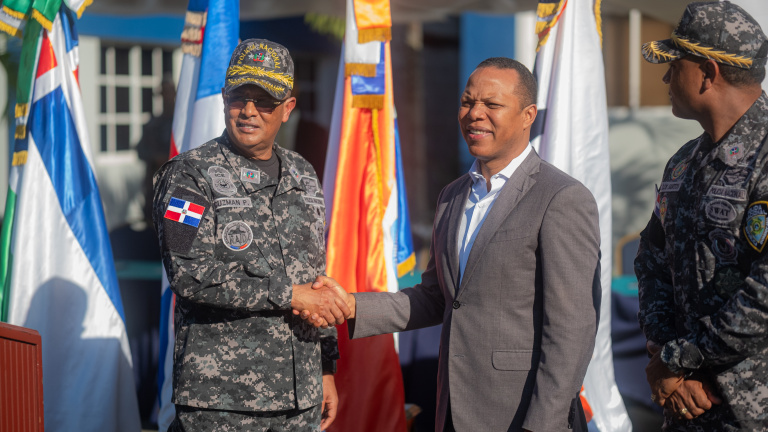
[321,373,338,430]
[646,341,721,419]
[292,276,355,328]
[290,282,350,326]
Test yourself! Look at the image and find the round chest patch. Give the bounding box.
[222,221,253,251]
[671,161,688,180]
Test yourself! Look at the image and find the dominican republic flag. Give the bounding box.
[0,4,141,431]
[157,0,239,430]
[164,197,205,227]
[531,0,631,430]
[322,0,414,430]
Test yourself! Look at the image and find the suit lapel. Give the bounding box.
[444,175,472,296]
[456,151,541,297]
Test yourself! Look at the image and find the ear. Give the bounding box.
[281,97,297,123]
[701,59,718,91]
[522,104,538,129]
[221,88,228,112]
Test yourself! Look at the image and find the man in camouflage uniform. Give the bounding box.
[636,2,768,430]
[153,39,348,431]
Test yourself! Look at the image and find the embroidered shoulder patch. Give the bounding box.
[745,201,768,252]
[162,188,209,254]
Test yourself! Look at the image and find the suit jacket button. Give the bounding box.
[453,301,460,309]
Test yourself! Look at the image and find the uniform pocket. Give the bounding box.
[492,350,538,371]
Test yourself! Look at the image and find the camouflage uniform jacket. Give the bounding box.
[636,93,768,430]
[153,132,338,413]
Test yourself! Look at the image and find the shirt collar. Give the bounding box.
[467,144,532,185]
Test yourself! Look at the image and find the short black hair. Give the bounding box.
[718,63,766,87]
[475,57,538,107]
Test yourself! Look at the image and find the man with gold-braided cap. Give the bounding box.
[153,39,347,431]
[636,2,768,430]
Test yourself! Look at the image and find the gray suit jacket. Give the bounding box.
[350,150,601,431]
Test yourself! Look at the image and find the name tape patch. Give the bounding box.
[707,185,747,201]
[164,197,205,227]
[303,196,325,207]
[659,182,682,193]
[214,197,252,210]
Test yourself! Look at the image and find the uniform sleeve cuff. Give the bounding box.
[322,359,337,374]
[661,338,704,374]
[268,271,293,309]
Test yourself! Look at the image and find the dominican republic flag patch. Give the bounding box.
[164,197,205,227]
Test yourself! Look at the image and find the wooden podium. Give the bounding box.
[0,322,44,431]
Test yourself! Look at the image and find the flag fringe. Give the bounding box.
[11,151,27,166]
[181,42,202,57]
[14,125,26,139]
[31,9,53,32]
[397,253,416,278]
[0,19,22,38]
[358,26,391,44]
[594,0,603,47]
[351,95,384,110]
[345,63,377,77]
[15,103,28,118]
[76,0,93,18]
[2,6,25,20]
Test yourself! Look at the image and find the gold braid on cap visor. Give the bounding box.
[643,41,676,62]
[671,32,753,68]
[226,77,287,95]
[226,65,294,88]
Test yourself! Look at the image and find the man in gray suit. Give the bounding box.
[302,58,601,431]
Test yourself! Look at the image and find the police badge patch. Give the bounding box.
[745,201,768,252]
[208,166,238,196]
[221,220,253,251]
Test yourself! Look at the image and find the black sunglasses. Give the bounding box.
[226,95,285,110]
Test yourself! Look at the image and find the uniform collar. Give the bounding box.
[709,92,768,167]
[217,131,304,195]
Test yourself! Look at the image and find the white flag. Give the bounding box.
[532,0,632,430]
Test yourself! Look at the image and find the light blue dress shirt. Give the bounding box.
[457,144,532,285]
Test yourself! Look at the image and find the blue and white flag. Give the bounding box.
[1,6,141,431]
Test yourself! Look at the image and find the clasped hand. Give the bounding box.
[291,276,355,328]
[646,341,721,421]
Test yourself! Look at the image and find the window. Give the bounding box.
[98,44,175,153]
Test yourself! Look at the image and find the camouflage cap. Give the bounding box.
[642,1,768,69]
[224,39,294,100]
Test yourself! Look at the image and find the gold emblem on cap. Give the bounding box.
[225,65,294,88]
[642,41,676,62]
[671,32,753,68]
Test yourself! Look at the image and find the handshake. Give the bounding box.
[290,276,356,328]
